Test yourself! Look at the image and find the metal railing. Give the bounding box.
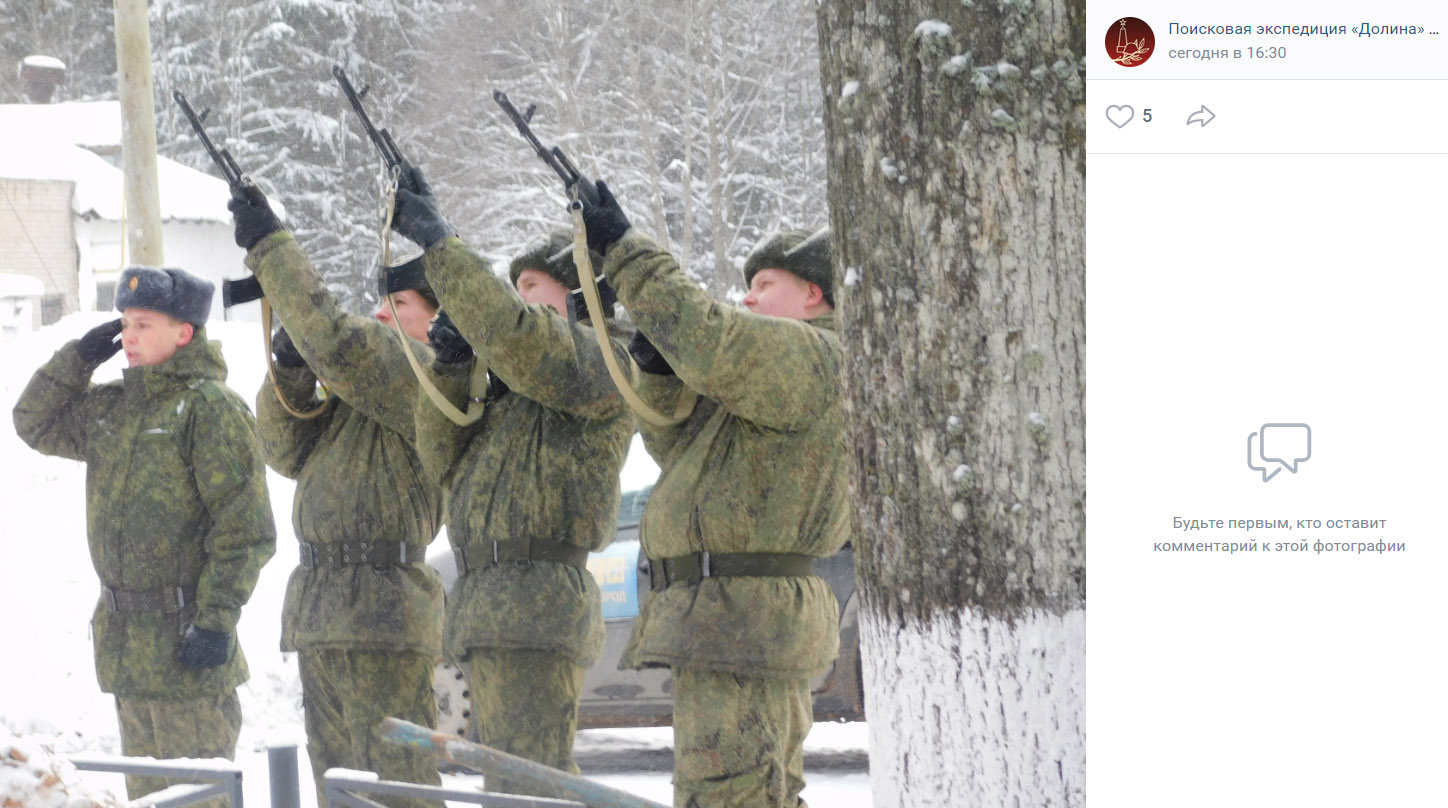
[377,718,669,808]
[70,755,243,808]
[322,769,584,808]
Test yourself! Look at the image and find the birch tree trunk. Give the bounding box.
[816,2,1086,805]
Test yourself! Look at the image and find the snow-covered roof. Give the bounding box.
[0,137,234,224]
[0,274,46,299]
[0,101,120,150]
[0,101,239,224]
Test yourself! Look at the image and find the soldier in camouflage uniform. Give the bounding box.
[578,182,848,808]
[13,266,276,805]
[228,184,445,806]
[391,166,633,796]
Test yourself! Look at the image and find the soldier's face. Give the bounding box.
[515,268,570,317]
[375,289,437,344]
[120,308,193,367]
[743,269,820,320]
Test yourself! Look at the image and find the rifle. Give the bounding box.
[173,90,248,190]
[492,90,601,207]
[173,90,263,310]
[332,64,406,172]
[493,90,614,321]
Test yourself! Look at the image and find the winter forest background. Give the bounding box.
[0,0,826,312]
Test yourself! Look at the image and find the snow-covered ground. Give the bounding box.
[0,314,870,806]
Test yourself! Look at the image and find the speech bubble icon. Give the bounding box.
[1247,431,1280,482]
[1259,423,1311,474]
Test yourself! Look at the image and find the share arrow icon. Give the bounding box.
[1186,105,1216,127]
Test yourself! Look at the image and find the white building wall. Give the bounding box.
[76,217,260,324]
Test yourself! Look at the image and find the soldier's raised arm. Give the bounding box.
[253,328,333,478]
[12,321,124,460]
[229,183,432,439]
[391,163,629,421]
[579,181,840,430]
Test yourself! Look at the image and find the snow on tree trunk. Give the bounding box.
[816,2,1086,805]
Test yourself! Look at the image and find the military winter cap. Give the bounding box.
[742,228,834,307]
[115,266,215,326]
[508,229,603,292]
[378,254,440,310]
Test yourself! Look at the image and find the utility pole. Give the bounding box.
[113,0,164,266]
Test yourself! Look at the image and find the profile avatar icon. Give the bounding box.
[1107,17,1154,67]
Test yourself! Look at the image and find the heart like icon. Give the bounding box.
[1106,105,1134,128]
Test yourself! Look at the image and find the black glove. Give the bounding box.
[78,319,123,364]
[629,330,675,376]
[177,625,232,669]
[575,179,631,255]
[228,182,284,251]
[428,309,473,364]
[392,162,455,249]
[271,327,305,369]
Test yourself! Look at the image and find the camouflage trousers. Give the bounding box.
[464,647,587,797]
[115,690,241,808]
[298,648,441,808]
[672,668,811,808]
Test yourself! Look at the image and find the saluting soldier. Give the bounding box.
[14,266,276,807]
[391,166,633,796]
[228,184,445,807]
[579,180,848,808]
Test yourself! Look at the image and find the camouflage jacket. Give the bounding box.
[247,231,444,656]
[12,332,275,697]
[601,232,850,679]
[415,237,633,667]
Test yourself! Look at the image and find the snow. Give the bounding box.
[841,81,860,99]
[21,55,66,71]
[914,20,953,38]
[861,607,1085,806]
[0,315,870,807]
[1,732,126,808]
[942,55,970,77]
[0,102,252,224]
[844,266,860,287]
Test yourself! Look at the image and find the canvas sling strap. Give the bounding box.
[568,203,697,428]
[378,166,487,427]
[646,552,818,592]
[453,539,590,574]
[261,298,332,420]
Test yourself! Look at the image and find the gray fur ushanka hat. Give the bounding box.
[508,228,604,292]
[742,228,833,306]
[115,266,215,326]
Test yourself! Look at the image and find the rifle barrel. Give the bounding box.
[333,64,400,170]
[173,90,243,188]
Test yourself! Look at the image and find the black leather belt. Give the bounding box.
[454,539,590,574]
[101,584,195,612]
[299,541,426,567]
[647,552,817,591]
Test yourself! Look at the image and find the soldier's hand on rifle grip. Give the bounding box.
[228,182,284,251]
[628,330,675,377]
[391,162,455,250]
[272,327,306,369]
[576,179,631,255]
[428,310,473,364]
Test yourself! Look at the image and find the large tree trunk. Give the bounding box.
[816,2,1086,805]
